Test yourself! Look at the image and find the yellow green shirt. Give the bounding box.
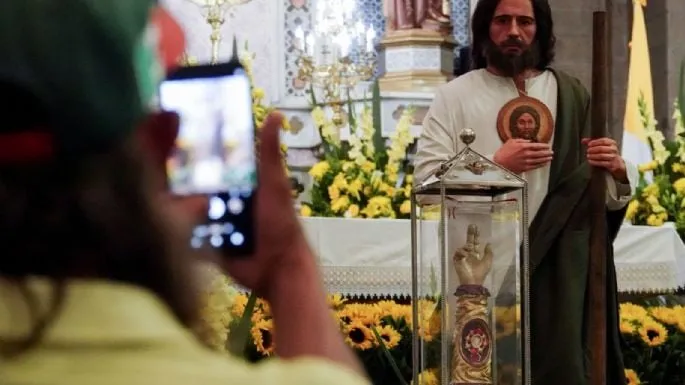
[0,279,369,385]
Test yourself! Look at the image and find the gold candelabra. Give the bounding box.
[294,0,377,128]
[187,0,252,64]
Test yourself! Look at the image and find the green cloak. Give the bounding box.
[526,68,627,385]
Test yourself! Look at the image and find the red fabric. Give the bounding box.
[151,7,185,72]
[0,132,53,163]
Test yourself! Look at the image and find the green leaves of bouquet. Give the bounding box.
[301,81,416,219]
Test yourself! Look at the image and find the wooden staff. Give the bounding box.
[588,10,609,385]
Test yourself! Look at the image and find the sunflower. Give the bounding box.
[389,304,413,325]
[624,368,641,385]
[412,369,438,385]
[251,309,265,323]
[418,307,441,343]
[375,300,399,316]
[619,320,635,335]
[677,318,685,334]
[256,298,271,316]
[338,303,381,327]
[376,325,402,350]
[495,306,517,339]
[230,293,249,318]
[648,306,680,326]
[344,320,375,350]
[251,319,275,356]
[195,265,240,351]
[620,303,649,322]
[638,319,668,347]
[327,293,348,309]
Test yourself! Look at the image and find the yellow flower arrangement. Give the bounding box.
[215,292,421,382]
[618,301,685,385]
[195,264,240,352]
[196,268,685,384]
[626,96,685,239]
[237,48,290,136]
[625,369,641,385]
[301,102,416,219]
[412,369,439,385]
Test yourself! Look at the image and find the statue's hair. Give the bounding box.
[470,0,556,71]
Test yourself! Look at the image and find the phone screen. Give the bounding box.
[159,63,256,255]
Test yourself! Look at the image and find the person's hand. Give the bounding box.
[219,112,311,297]
[582,137,627,182]
[493,139,553,174]
[452,224,493,286]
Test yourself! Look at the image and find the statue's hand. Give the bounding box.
[472,243,493,281]
[452,225,493,286]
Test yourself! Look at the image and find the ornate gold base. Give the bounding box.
[379,29,457,93]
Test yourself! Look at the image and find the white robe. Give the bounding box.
[414,68,638,224]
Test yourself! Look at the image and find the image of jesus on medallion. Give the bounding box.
[412,0,640,384]
[509,105,539,141]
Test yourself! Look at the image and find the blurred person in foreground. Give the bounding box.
[0,1,368,384]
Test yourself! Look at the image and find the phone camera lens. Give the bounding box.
[227,198,244,214]
[210,234,224,248]
[208,196,226,220]
[229,232,244,246]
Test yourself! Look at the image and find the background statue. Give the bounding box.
[383,0,452,36]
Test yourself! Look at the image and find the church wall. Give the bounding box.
[547,0,630,142]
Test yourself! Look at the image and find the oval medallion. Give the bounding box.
[459,318,492,367]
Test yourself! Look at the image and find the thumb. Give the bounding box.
[257,112,287,182]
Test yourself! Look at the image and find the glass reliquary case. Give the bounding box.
[410,128,531,385]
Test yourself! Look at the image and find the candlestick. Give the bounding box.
[337,31,350,58]
[366,26,376,53]
[295,26,305,51]
[342,0,355,18]
[305,33,314,56]
[355,21,365,38]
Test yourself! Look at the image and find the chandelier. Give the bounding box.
[186,0,252,64]
[295,0,377,127]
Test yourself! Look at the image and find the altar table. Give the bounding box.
[301,218,685,297]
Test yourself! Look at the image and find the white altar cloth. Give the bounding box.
[301,217,685,297]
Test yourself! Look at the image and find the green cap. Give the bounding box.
[0,0,161,158]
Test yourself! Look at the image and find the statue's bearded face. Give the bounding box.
[484,0,540,77]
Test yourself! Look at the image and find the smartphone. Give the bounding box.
[159,60,256,256]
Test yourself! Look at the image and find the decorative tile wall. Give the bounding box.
[451,0,470,46]
[283,0,314,99]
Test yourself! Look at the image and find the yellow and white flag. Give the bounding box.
[622,0,654,169]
